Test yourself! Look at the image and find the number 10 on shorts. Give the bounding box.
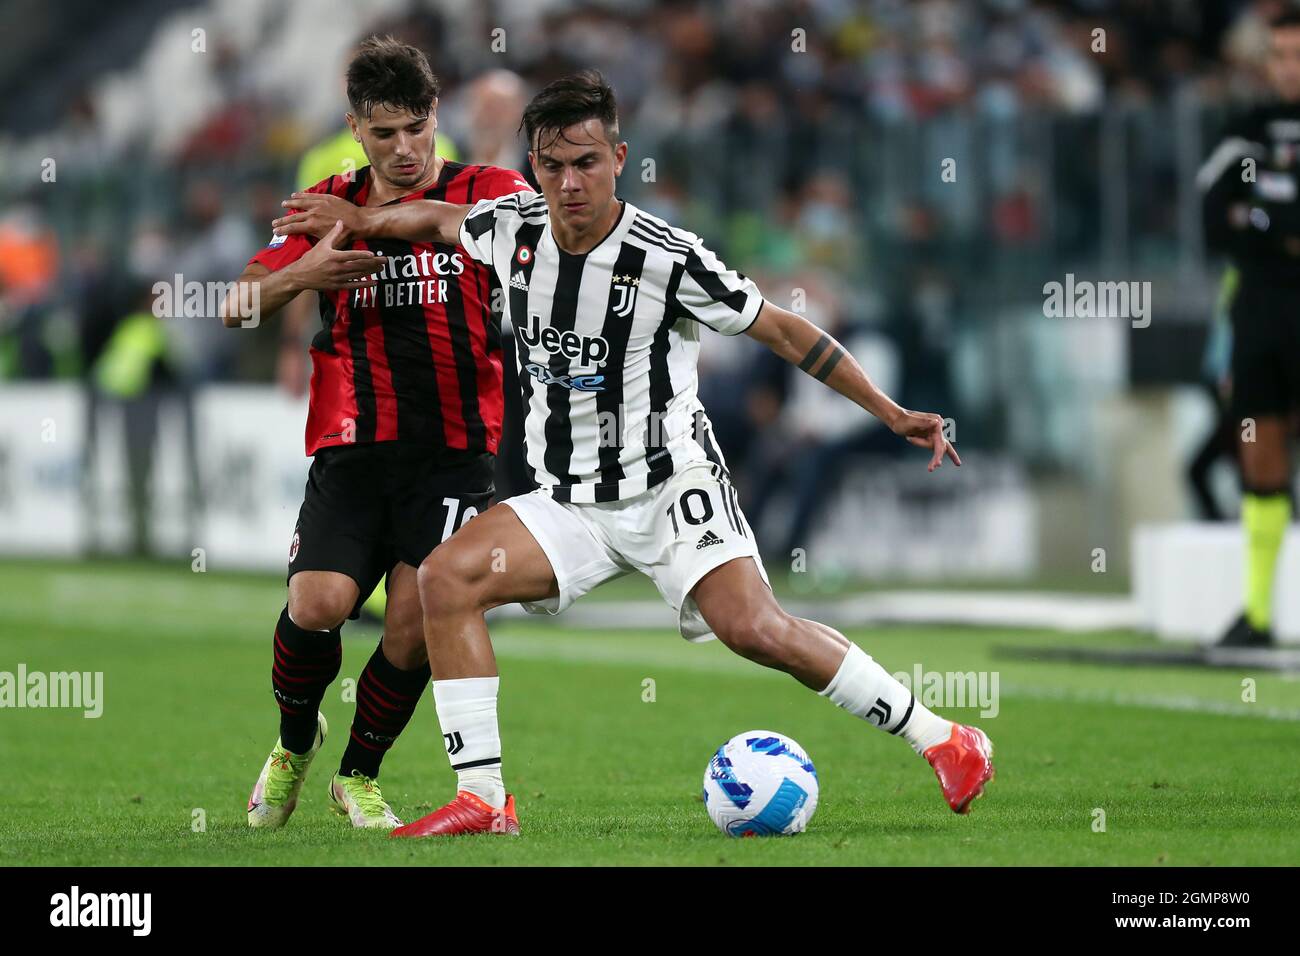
[667,488,714,536]
[441,496,479,543]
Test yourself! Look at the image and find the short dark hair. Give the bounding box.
[346,35,441,120]
[520,70,619,153]
[1272,10,1300,31]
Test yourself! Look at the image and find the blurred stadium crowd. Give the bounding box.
[0,0,1289,559]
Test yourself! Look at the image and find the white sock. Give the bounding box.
[819,644,953,754]
[432,677,505,808]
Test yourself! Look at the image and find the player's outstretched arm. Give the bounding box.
[745,300,961,472]
[220,263,300,328]
[272,191,470,246]
[220,221,378,328]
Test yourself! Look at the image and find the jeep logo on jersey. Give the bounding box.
[517,312,610,367]
[611,274,640,317]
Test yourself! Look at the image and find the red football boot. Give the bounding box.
[923,724,995,814]
[390,791,521,838]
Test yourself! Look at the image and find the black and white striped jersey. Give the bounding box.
[458,194,765,502]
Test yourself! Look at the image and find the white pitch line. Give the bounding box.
[490,591,1144,633]
[41,574,1142,634]
[490,633,1300,722]
[996,683,1300,723]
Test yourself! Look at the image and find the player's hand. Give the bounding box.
[285,220,379,292]
[890,409,961,472]
[274,192,369,243]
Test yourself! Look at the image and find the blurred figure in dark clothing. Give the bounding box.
[1187,267,1241,522]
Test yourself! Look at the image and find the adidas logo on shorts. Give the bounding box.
[696,530,724,550]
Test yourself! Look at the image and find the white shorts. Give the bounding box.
[503,461,771,642]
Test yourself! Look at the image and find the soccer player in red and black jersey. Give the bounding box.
[219,35,532,829]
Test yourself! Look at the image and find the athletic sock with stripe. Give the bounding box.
[272,606,341,754]
[338,640,430,780]
[432,677,505,808]
[819,643,953,754]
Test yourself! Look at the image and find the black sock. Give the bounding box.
[338,640,430,780]
[272,606,342,754]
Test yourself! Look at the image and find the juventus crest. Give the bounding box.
[610,273,640,317]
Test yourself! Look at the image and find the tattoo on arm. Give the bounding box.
[797,332,846,382]
[814,346,844,382]
[798,333,831,372]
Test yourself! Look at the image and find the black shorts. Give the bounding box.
[1231,282,1300,419]
[287,443,494,619]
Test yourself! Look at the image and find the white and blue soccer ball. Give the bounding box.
[703,731,819,836]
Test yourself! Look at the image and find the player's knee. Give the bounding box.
[287,585,352,631]
[418,545,487,616]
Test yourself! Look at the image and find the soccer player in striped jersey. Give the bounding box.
[274,71,993,837]
[221,36,532,829]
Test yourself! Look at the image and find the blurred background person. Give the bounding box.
[1198,9,1300,647]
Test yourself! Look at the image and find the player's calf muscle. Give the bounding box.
[710,605,791,665]
[695,562,847,685]
[381,624,428,669]
[717,611,848,689]
[382,567,427,668]
[382,608,428,668]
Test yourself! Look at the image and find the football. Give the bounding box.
[702,731,819,837]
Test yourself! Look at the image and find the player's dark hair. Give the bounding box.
[1271,9,1300,30]
[520,70,620,153]
[346,35,441,120]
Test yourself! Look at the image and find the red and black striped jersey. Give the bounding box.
[251,161,533,457]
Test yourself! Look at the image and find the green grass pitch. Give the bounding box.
[2,559,1298,866]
